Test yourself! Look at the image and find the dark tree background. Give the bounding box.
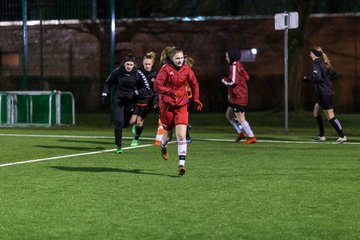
[1,0,360,21]
[288,0,314,111]
[116,0,359,18]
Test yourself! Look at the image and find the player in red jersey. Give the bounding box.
[221,48,256,144]
[154,47,203,176]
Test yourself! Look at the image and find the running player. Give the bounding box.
[154,47,203,176]
[129,52,157,146]
[221,48,256,144]
[101,54,150,153]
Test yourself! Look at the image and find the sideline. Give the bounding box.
[0,133,153,140]
[0,144,154,168]
[202,138,360,145]
[1,133,358,168]
[2,133,358,144]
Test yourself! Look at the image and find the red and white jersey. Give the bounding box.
[155,63,200,107]
[221,61,250,106]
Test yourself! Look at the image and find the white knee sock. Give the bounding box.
[241,121,254,138]
[229,118,243,133]
[178,140,187,166]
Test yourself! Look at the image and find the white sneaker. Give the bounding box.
[312,136,326,142]
[335,136,347,144]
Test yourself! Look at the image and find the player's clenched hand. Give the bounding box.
[194,99,203,111]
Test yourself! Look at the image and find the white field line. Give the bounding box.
[0,133,358,168]
[203,138,360,145]
[0,133,154,140]
[0,144,154,168]
[2,133,358,144]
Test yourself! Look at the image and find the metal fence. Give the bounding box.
[1,0,360,22]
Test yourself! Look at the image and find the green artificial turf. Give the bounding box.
[1,112,359,240]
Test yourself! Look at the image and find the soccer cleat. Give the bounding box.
[235,132,247,142]
[335,136,347,144]
[243,137,256,144]
[115,147,123,154]
[178,165,186,176]
[130,139,139,147]
[186,137,192,143]
[312,136,326,142]
[161,144,169,160]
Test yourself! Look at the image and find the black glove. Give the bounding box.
[132,89,144,98]
[303,76,310,82]
[127,90,138,100]
[101,94,108,105]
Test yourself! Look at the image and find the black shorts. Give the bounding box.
[229,103,246,113]
[133,103,150,119]
[316,95,334,110]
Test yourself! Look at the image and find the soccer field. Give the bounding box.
[1,112,360,240]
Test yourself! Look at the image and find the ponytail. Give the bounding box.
[313,46,339,80]
[313,46,333,69]
[322,52,333,69]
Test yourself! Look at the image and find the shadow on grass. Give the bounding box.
[34,145,106,151]
[50,166,178,178]
[58,139,113,145]
[57,138,158,145]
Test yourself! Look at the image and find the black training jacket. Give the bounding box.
[311,58,334,97]
[102,65,150,104]
[137,66,157,104]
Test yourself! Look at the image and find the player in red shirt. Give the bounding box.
[221,48,256,144]
[154,47,203,176]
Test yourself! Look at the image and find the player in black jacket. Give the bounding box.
[305,46,347,144]
[129,52,157,146]
[101,54,150,153]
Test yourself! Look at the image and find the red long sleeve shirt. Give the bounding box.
[155,63,200,107]
[221,61,250,106]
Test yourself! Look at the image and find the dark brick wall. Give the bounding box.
[1,15,359,112]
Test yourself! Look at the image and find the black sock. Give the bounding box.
[135,126,143,140]
[114,127,122,147]
[329,117,345,138]
[315,115,325,137]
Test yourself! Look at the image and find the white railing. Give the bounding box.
[0,91,75,126]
